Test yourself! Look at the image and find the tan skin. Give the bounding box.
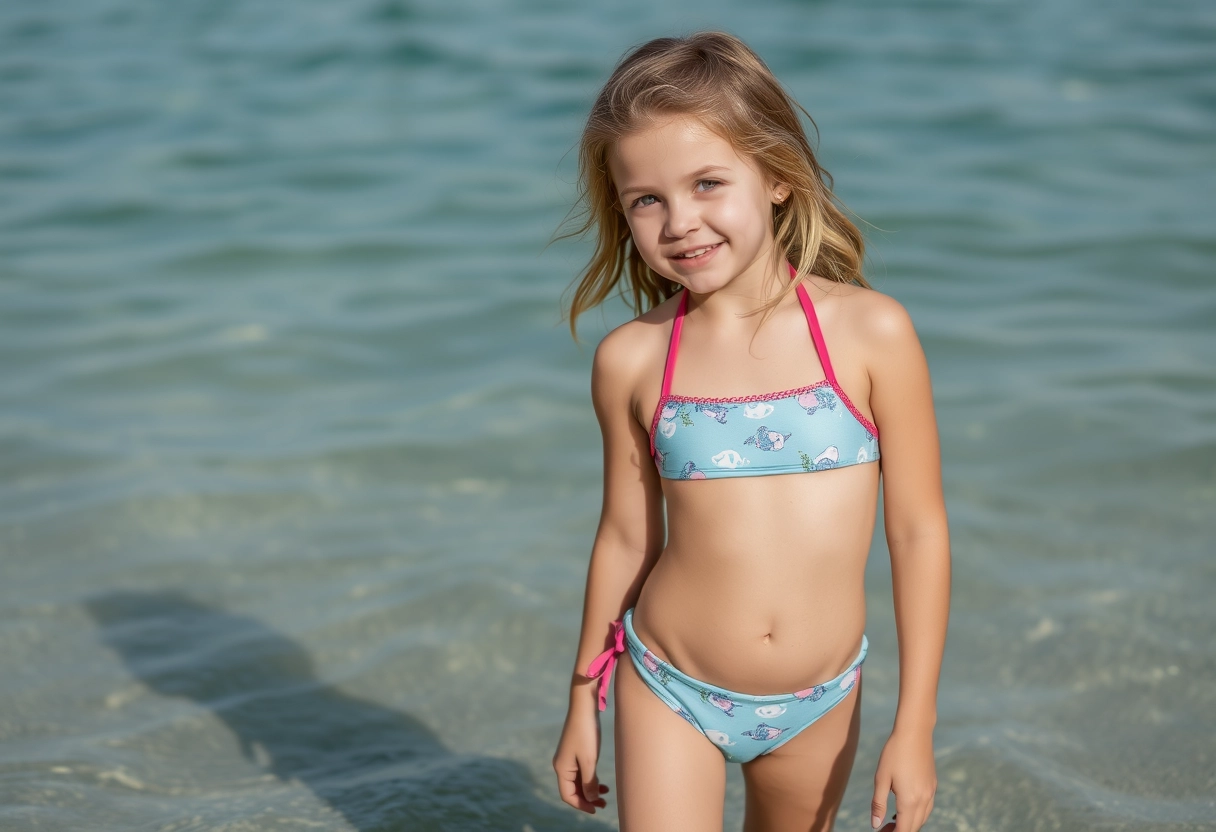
[553,116,950,832]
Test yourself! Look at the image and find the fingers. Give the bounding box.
[893,792,935,831]
[913,795,937,832]
[875,779,936,830]
[553,754,594,813]
[871,776,890,829]
[553,755,610,814]
[580,756,609,810]
[556,767,595,813]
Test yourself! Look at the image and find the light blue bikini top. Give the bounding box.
[648,267,880,480]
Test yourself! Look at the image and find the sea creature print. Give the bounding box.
[755,703,787,718]
[796,387,838,415]
[839,666,860,692]
[704,729,736,747]
[641,651,674,686]
[700,690,737,717]
[654,448,667,470]
[807,445,838,469]
[657,404,678,438]
[742,723,790,742]
[710,449,748,469]
[794,684,826,702]
[679,461,707,480]
[743,402,774,419]
[856,446,869,463]
[695,402,736,424]
[670,703,699,727]
[743,425,791,451]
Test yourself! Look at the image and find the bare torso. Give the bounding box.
[628,275,880,695]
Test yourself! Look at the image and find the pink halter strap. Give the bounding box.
[658,290,689,402]
[646,263,839,461]
[585,618,626,712]
[790,262,838,387]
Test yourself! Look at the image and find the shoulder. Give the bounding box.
[591,292,683,414]
[807,276,918,352]
[853,287,918,348]
[593,293,679,378]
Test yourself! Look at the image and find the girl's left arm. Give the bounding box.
[863,293,951,832]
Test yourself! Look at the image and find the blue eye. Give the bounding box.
[629,181,720,209]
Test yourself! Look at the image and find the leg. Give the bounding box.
[740,672,863,832]
[614,648,727,832]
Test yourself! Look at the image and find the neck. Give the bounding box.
[684,247,792,325]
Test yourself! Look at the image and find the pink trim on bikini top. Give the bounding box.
[585,618,626,712]
[648,263,878,459]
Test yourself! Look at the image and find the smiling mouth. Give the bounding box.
[673,242,722,259]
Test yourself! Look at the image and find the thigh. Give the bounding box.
[614,651,727,832]
[741,673,863,832]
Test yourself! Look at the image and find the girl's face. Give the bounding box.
[607,115,787,294]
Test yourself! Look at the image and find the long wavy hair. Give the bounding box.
[553,31,872,341]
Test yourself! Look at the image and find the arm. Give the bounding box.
[863,295,951,832]
[570,323,667,706]
[553,323,666,814]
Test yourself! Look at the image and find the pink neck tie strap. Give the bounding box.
[585,618,626,712]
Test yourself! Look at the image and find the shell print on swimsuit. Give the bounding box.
[649,263,881,480]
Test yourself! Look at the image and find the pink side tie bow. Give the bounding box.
[585,618,626,712]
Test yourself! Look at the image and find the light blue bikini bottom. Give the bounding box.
[622,607,867,764]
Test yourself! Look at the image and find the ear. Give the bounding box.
[771,183,791,205]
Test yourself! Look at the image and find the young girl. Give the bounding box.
[552,32,950,832]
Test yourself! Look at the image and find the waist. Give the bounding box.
[634,560,868,695]
[644,465,878,692]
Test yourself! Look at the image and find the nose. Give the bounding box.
[663,196,700,239]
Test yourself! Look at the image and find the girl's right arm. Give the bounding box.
[553,323,666,815]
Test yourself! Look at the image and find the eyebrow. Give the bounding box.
[617,165,732,199]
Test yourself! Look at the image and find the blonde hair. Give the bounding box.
[554,31,872,341]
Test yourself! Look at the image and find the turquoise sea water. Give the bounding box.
[1,1,1213,830]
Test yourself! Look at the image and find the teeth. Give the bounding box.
[678,244,716,258]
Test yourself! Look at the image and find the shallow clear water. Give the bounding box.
[1,1,1213,830]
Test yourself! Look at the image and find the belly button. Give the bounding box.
[762,633,772,644]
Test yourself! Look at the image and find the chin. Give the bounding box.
[670,268,736,293]
[653,264,722,291]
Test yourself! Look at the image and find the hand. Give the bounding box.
[552,701,610,814]
[871,726,937,831]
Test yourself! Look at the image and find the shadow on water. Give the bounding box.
[86,590,612,832]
